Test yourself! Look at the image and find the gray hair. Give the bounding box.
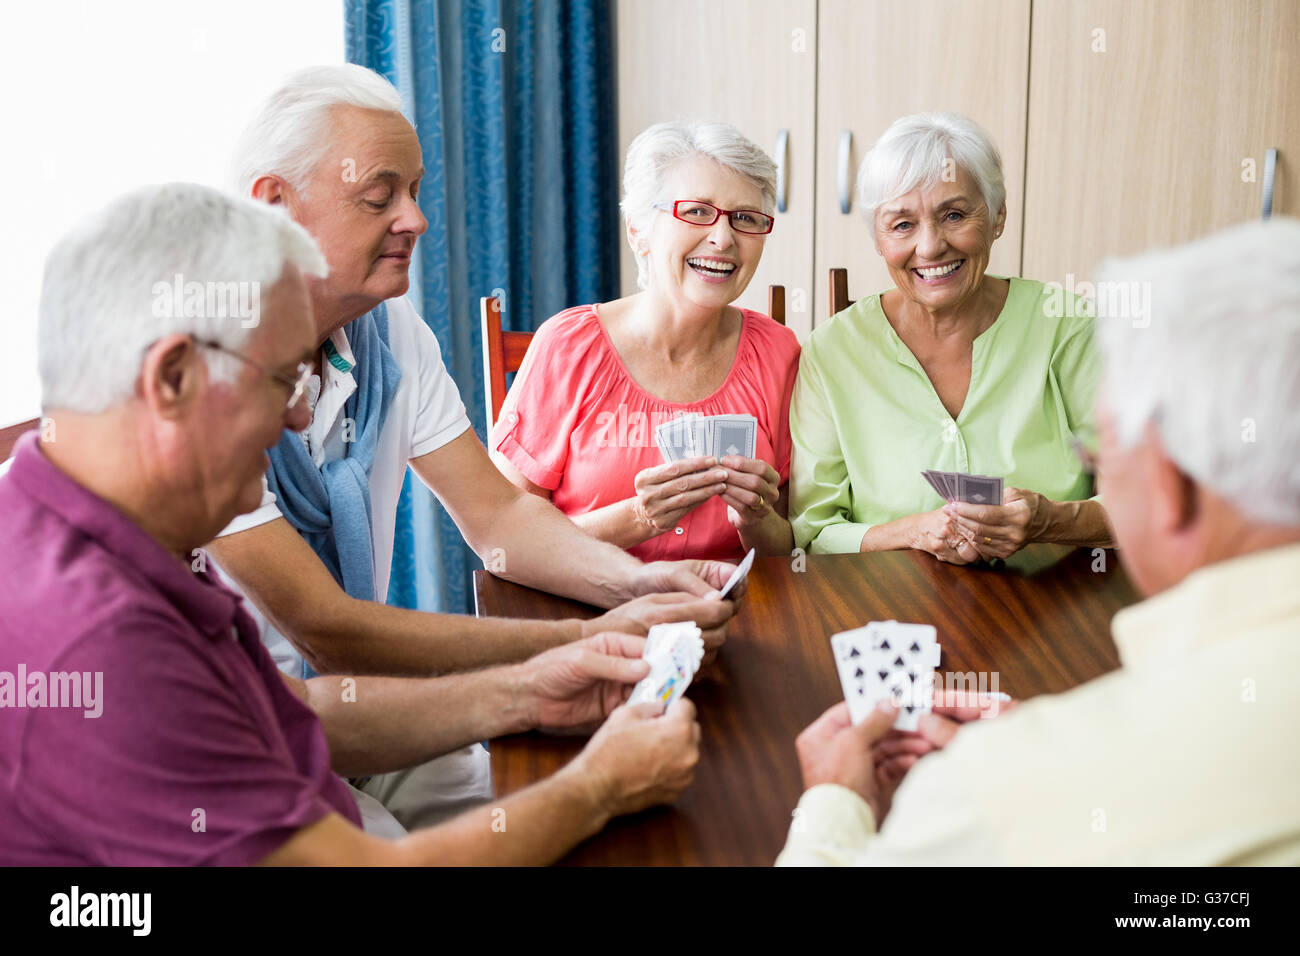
[1095,217,1300,526]
[856,112,1006,228]
[229,64,406,197]
[39,182,328,413]
[621,120,777,289]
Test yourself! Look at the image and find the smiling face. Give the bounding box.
[873,165,1005,314]
[634,154,767,313]
[278,106,427,336]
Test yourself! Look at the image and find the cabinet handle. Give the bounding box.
[1262,148,1277,220]
[838,130,853,213]
[775,129,789,213]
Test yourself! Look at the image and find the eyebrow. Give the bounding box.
[881,196,972,218]
[359,167,425,187]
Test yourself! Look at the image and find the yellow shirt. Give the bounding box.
[776,542,1300,865]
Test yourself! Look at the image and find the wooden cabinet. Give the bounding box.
[1023,0,1300,283]
[617,0,1297,333]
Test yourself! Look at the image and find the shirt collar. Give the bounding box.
[7,432,244,641]
[1112,540,1300,672]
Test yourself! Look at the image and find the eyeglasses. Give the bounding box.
[653,200,774,235]
[195,338,313,411]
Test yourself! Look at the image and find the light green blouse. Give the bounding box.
[790,277,1099,554]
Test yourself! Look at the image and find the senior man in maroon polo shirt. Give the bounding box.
[0,183,699,865]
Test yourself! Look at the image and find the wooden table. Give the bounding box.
[474,545,1139,866]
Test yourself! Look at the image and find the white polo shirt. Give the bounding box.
[216,294,472,677]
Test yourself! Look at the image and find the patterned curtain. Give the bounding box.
[344,0,620,614]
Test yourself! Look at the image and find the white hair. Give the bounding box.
[229,64,405,197]
[856,112,1006,228]
[1095,217,1300,526]
[39,182,328,413]
[621,120,777,289]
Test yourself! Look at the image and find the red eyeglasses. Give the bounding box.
[653,200,775,235]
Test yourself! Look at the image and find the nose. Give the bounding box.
[395,194,427,238]
[916,219,947,260]
[706,215,736,251]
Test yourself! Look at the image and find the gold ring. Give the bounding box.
[984,536,991,544]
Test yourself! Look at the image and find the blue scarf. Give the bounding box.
[266,302,403,671]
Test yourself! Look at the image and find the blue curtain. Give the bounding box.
[344,0,620,614]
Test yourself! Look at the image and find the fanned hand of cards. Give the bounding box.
[628,622,705,711]
[830,621,941,731]
[922,469,1004,505]
[655,413,757,463]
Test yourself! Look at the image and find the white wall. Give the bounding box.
[0,0,344,426]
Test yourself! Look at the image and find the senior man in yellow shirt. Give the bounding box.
[778,217,1300,866]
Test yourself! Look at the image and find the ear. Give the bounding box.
[251,174,289,206]
[1144,425,1199,535]
[626,220,649,257]
[993,202,1007,238]
[138,334,202,420]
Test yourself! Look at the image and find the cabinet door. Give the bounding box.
[1023,0,1300,284]
[814,0,1031,320]
[616,0,818,339]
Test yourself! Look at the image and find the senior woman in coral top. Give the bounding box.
[791,112,1114,562]
[490,120,800,561]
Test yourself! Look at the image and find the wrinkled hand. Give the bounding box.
[638,558,747,603]
[521,632,650,731]
[910,508,982,565]
[570,698,701,818]
[631,457,728,535]
[944,487,1045,560]
[794,700,906,825]
[581,591,734,655]
[718,456,781,531]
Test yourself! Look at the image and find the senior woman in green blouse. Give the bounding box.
[790,112,1113,562]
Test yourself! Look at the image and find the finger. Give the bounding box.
[649,457,719,482]
[917,712,963,748]
[648,469,730,503]
[944,501,1003,523]
[655,483,727,515]
[578,649,651,686]
[590,631,649,659]
[872,734,935,758]
[851,700,900,746]
[663,696,698,724]
[617,700,666,721]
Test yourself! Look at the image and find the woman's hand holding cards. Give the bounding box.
[718,455,781,530]
[631,457,728,535]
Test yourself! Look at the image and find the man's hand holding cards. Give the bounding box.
[830,621,941,731]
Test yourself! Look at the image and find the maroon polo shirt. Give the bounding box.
[0,433,361,865]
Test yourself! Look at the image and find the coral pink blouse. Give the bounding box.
[490,304,801,561]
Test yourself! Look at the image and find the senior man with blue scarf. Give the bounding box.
[207,65,738,831]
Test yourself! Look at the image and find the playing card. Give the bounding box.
[831,622,940,730]
[958,473,1003,506]
[687,415,711,458]
[717,547,755,600]
[921,470,951,502]
[655,415,695,462]
[629,622,704,710]
[711,414,757,459]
